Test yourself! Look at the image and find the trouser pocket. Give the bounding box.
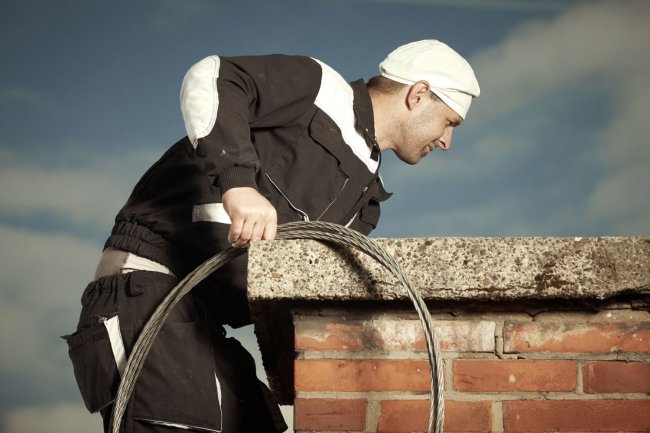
[64,318,121,413]
[132,317,222,431]
[66,271,223,431]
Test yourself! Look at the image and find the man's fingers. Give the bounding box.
[262,218,277,241]
[233,214,275,247]
[249,219,265,242]
[222,187,278,247]
[233,217,254,247]
[228,217,244,244]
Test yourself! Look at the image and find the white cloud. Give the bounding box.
[160,0,211,13]
[0,86,56,113]
[471,0,650,235]
[0,147,158,230]
[0,142,160,392]
[585,72,650,232]
[382,0,650,236]
[332,0,577,11]
[0,165,120,228]
[0,225,99,308]
[586,164,650,233]
[470,0,650,125]
[0,225,100,379]
[150,0,213,29]
[0,225,104,425]
[2,402,101,433]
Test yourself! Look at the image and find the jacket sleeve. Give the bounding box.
[180,54,323,193]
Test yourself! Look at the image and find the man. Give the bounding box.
[65,40,479,433]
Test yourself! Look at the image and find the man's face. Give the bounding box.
[393,95,463,165]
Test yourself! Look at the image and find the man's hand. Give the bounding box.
[222,187,277,248]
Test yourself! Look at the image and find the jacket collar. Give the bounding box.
[350,79,380,161]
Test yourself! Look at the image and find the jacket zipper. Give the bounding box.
[265,173,310,221]
[344,185,368,227]
[315,177,349,221]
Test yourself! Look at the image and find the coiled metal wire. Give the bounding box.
[109,221,444,433]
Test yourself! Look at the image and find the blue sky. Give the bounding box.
[1,0,648,432]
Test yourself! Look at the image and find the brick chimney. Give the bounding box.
[247,237,650,432]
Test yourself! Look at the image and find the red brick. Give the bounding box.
[583,361,650,393]
[378,400,491,433]
[504,321,650,353]
[372,319,496,352]
[295,318,496,352]
[295,359,429,392]
[503,399,650,432]
[295,322,364,351]
[453,359,577,392]
[294,398,366,431]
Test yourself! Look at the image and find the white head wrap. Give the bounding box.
[379,40,480,119]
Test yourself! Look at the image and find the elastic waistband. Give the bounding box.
[104,221,178,271]
[95,247,174,279]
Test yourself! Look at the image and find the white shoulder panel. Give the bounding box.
[180,56,221,148]
[312,58,378,173]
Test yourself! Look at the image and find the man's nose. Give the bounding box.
[438,128,453,151]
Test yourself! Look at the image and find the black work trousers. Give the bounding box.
[65,271,286,433]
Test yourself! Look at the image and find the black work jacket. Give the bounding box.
[104,55,391,325]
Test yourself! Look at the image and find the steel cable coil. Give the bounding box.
[109,221,444,433]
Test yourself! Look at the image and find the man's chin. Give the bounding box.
[394,150,420,165]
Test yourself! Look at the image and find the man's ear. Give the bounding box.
[406,80,431,110]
